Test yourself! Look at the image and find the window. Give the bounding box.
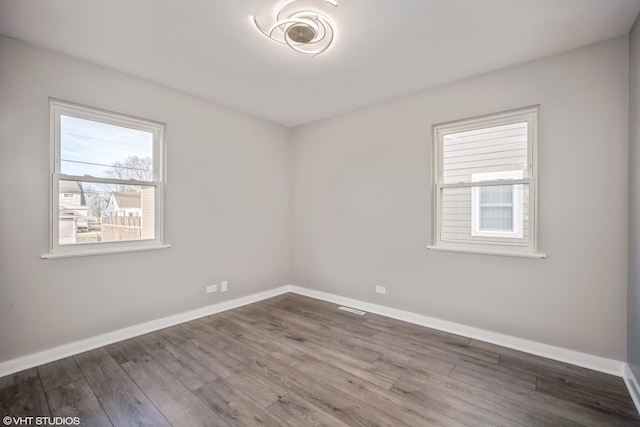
[429,106,543,257]
[44,99,168,258]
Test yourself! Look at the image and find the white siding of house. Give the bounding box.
[58,180,88,245]
[58,217,76,245]
[59,181,87,216]
[141,186,155,240]
[103,195,117,217]
[441,122,529,245]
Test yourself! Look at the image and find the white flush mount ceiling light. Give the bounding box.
[252,0,338,56]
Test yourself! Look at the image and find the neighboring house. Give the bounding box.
[59,181,88,244]
[102,190,154,242]
[59,180,87,217]
[440,122,529,245]
[104,191,142,217]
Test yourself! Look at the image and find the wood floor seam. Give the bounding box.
[73,352,114,426]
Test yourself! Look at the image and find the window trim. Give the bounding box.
[428,105,544,258]
[43,99,169,259]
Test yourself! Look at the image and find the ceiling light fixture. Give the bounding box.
[252,0,338,56]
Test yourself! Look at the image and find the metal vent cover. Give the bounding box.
[338,306,366,315]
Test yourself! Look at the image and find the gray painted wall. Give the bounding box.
[291,37,630,360]
[629,17,640,380]
[0,33,633,366]
[0,36,291,363]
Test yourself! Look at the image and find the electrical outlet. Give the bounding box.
[206,285,217,293]
[375,286,386,294]
[221,281,228,292]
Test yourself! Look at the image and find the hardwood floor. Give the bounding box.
[1,293,638,426]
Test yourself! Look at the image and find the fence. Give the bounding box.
[101,216,141,241]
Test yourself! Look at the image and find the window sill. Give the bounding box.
[427,245,546,259]
[42,243,171,259]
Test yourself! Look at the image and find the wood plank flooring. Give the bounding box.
[1,293,638,426]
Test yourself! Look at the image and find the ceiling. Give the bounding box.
[1,0,639,127]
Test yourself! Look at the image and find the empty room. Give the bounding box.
[1,0,640,425]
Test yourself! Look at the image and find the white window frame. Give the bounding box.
[471,170,523,238]
[43,99,170,259]
[428,106,544,258]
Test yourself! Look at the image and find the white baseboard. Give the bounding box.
[0,282,631,396]
[0,286,290,378]
[288,285,626,377]
[624,364,640,414]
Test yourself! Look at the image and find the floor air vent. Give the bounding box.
[338,306,366,315]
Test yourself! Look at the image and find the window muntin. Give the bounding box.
[48,100,166,256]
[431,106,539,256]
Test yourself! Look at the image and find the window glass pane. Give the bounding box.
[60,116,154,180]
[58,180,155,246]
[443,122,528,184]
[480,207,513,230]
[441,184,529,244]
[480,185,513,204]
